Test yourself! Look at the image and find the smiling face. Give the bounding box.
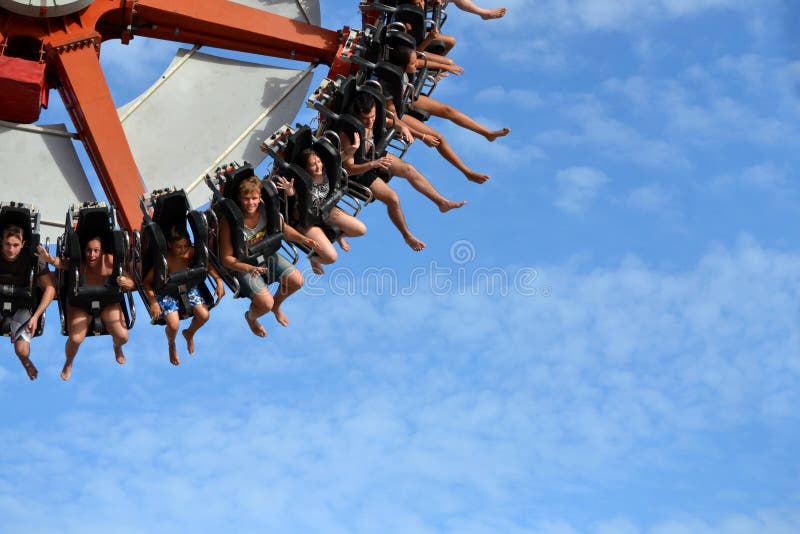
[168,237,191,258]
[304,152,324,178]
[238,191,261,216]
[83,238,102,268]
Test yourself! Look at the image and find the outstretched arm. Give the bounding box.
[36,245,69,270]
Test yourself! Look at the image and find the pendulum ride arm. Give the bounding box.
[127,0,340,65]
[48,34,145,231]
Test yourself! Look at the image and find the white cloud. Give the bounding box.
[555,166,608,213]
[1,238,799,532]
[626,182,675,213]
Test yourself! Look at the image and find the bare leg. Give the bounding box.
[272,269,303,327]
[452,0,506,19]
[14,340,37,380]
[246,289,272,337]
[369,179,425,251]
[101,304,129,365]
[182,304,209,356]
[63,306,90,381]
[328,208,367,238]
[402,115,490,184]
[328,208,366,253]
[387,154,467,212]
[415,95,510,141]
[304,226,338,275]
[164,312,181,365]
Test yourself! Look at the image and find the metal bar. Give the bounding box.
[0,120,79,139]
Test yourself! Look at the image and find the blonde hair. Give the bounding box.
[2,224,24,242]
[238,176,262,198]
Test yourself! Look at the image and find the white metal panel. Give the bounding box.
[0,121,96,241]
[231,0,321,26]
[118,49,315,209]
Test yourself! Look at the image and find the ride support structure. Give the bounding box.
[0,0,343,232]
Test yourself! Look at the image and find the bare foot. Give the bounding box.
[310,259,325,275]
[61,362,72,381]
[439,199,467,213]
[485,127,510,142]
[245,310,267,338]
[19,357,37,381]
[404,234,426,251]
[337,236,351,252]
[114,345,126,365]
[273,306,290,327]
[182,330,195,355]
[168,341,180,366]
[481,7,506,19]
[467,171,490,184]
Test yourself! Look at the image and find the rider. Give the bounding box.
[38,237,136,381]
[143,226,225,366]
[218,175,319,336]
[1,225,55,380]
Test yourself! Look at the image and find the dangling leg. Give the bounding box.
[328,207,367,252]
[102,304,129,366]
[272,261,303,327]
[182,302,209,356]
[303,226,338,275]
[63,306,90,381]
[14,339,37,381]
[369,179,425,251]
[164,311,181,365]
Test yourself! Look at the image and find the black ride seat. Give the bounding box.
[137,188,217,325]
[0,202,46,338]
[204,163,286,298]
[56,202,135,337]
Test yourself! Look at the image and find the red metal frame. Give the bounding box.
[0,0,342,230]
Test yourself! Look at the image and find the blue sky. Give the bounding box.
[2,0,800,532]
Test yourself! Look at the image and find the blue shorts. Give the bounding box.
[235,253,296,299]
[157,287,205,319]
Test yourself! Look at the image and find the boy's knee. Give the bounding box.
[286,270,304,290]
[115,331,129,346]
[195,306,210,322]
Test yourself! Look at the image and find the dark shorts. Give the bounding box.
[350,168,392,188]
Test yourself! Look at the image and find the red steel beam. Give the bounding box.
[130,0,340,65]
[49,35,145,231]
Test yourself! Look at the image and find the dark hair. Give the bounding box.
[388,45,415,69]
[167,225,190,244]
[83,236,105,252]
[299,148,322,170]
[2,224,24,242]
[351,93,376,118]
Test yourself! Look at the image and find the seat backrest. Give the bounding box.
[392,4,426,45]
[373,61,408,117]
[214,165,284,266]
[0,203,40,315]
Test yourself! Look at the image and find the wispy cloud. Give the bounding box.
[554,166,609,213]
